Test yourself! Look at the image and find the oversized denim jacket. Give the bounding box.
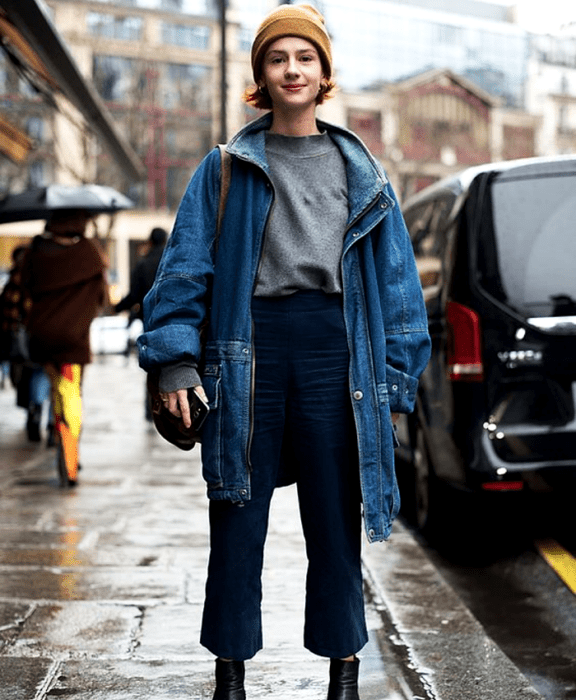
[138,113,431,542]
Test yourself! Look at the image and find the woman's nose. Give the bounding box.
[284,57,300,76]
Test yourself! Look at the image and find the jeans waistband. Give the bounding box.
[252,290,343,314]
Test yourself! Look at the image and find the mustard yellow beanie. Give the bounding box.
[251,4,333,84]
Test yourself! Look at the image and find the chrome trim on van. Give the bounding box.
[527,316,576,334]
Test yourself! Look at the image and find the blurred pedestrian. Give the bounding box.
[0,244,31,384]
[0,244,52,441]
[22,209,108,485]
[115,227,167,420]
[138,5,430,699]
[115,227,167,323]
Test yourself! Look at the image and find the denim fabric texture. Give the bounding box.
[29,366,51,405]
[138,112,431,542]
[200,292,367,660]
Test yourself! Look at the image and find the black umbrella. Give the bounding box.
[0,184,134,224]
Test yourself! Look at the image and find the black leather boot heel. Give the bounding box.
[212,658,246,700]
[327,658,360,700]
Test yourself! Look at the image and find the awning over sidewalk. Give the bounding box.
[0,0,145,181]
[0,113,33,163]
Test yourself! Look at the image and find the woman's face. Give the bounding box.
[260,36,324,115]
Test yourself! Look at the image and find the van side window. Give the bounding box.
[404,201,435,257]
[405,195,455,297]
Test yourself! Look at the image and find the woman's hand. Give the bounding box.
[161,384,208,429]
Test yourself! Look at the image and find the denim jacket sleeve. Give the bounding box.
[137,148,222,372]
[375,185,431,414]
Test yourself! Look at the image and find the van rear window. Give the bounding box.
[484,173,576,318]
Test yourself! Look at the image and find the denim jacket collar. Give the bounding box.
[226,112,388,225]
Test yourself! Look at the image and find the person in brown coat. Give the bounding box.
[0,243,51,441]
[22,209,108,485]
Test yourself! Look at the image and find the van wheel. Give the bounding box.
[412,426,480,556]
[413,426,448,541]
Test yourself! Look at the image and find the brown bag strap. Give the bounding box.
[215,144,232,254]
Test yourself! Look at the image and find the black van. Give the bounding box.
[396,156,576,537]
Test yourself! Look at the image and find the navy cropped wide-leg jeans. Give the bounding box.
[200,291,368,660]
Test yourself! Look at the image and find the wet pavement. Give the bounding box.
[0,354,543,699]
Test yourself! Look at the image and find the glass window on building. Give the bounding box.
[95,0,137,6]
[95,0,209,12]
[162,62,212,110]
[237,27,253,53]
[436,24,463,45]
[29,161,46,187]
[87,12,143,41]
[0,53,6,95]
[18,76,38,99]
[162,22,210,49]
[26,117,44,142]
[162,0,183,10]
[323,0,528,107]
[535,34,576,70]
[0,74,7,98]
[93,55,144,104]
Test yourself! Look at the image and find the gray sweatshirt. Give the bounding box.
[159,131,349,393]
[255,130,348,296]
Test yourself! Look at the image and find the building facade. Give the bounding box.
[1,0,574,298]
[526,30,576,157]
[322,0,528,108]
[319,68,539,200]
[0,0,254,299]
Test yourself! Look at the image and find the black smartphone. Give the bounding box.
[187,387,210,433]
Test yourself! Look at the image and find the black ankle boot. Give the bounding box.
[46,422,56,447]
[213,658,246,700]
[26,403,42,442]
[327,658,360,700]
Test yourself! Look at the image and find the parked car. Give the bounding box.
[396,155,576,539]
[90,315,143,355]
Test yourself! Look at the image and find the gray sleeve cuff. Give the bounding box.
[159,362,202,393]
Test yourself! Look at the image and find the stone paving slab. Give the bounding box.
[0,355,544,699]
[11,603,142,657]
[0,657,57,700]
[0,547,172,568]
[0,568,186,604]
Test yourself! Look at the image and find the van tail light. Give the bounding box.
[446,301,484,381]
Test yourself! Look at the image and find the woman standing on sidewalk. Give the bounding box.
[138,5,430,699]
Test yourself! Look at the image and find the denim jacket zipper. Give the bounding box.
[246,173,276,472]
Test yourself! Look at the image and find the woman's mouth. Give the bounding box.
[283,84,305,91]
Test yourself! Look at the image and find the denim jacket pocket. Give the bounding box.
[202,363,221,410]
[200,363,223,486]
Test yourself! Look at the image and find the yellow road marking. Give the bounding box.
[535,539,576,595]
